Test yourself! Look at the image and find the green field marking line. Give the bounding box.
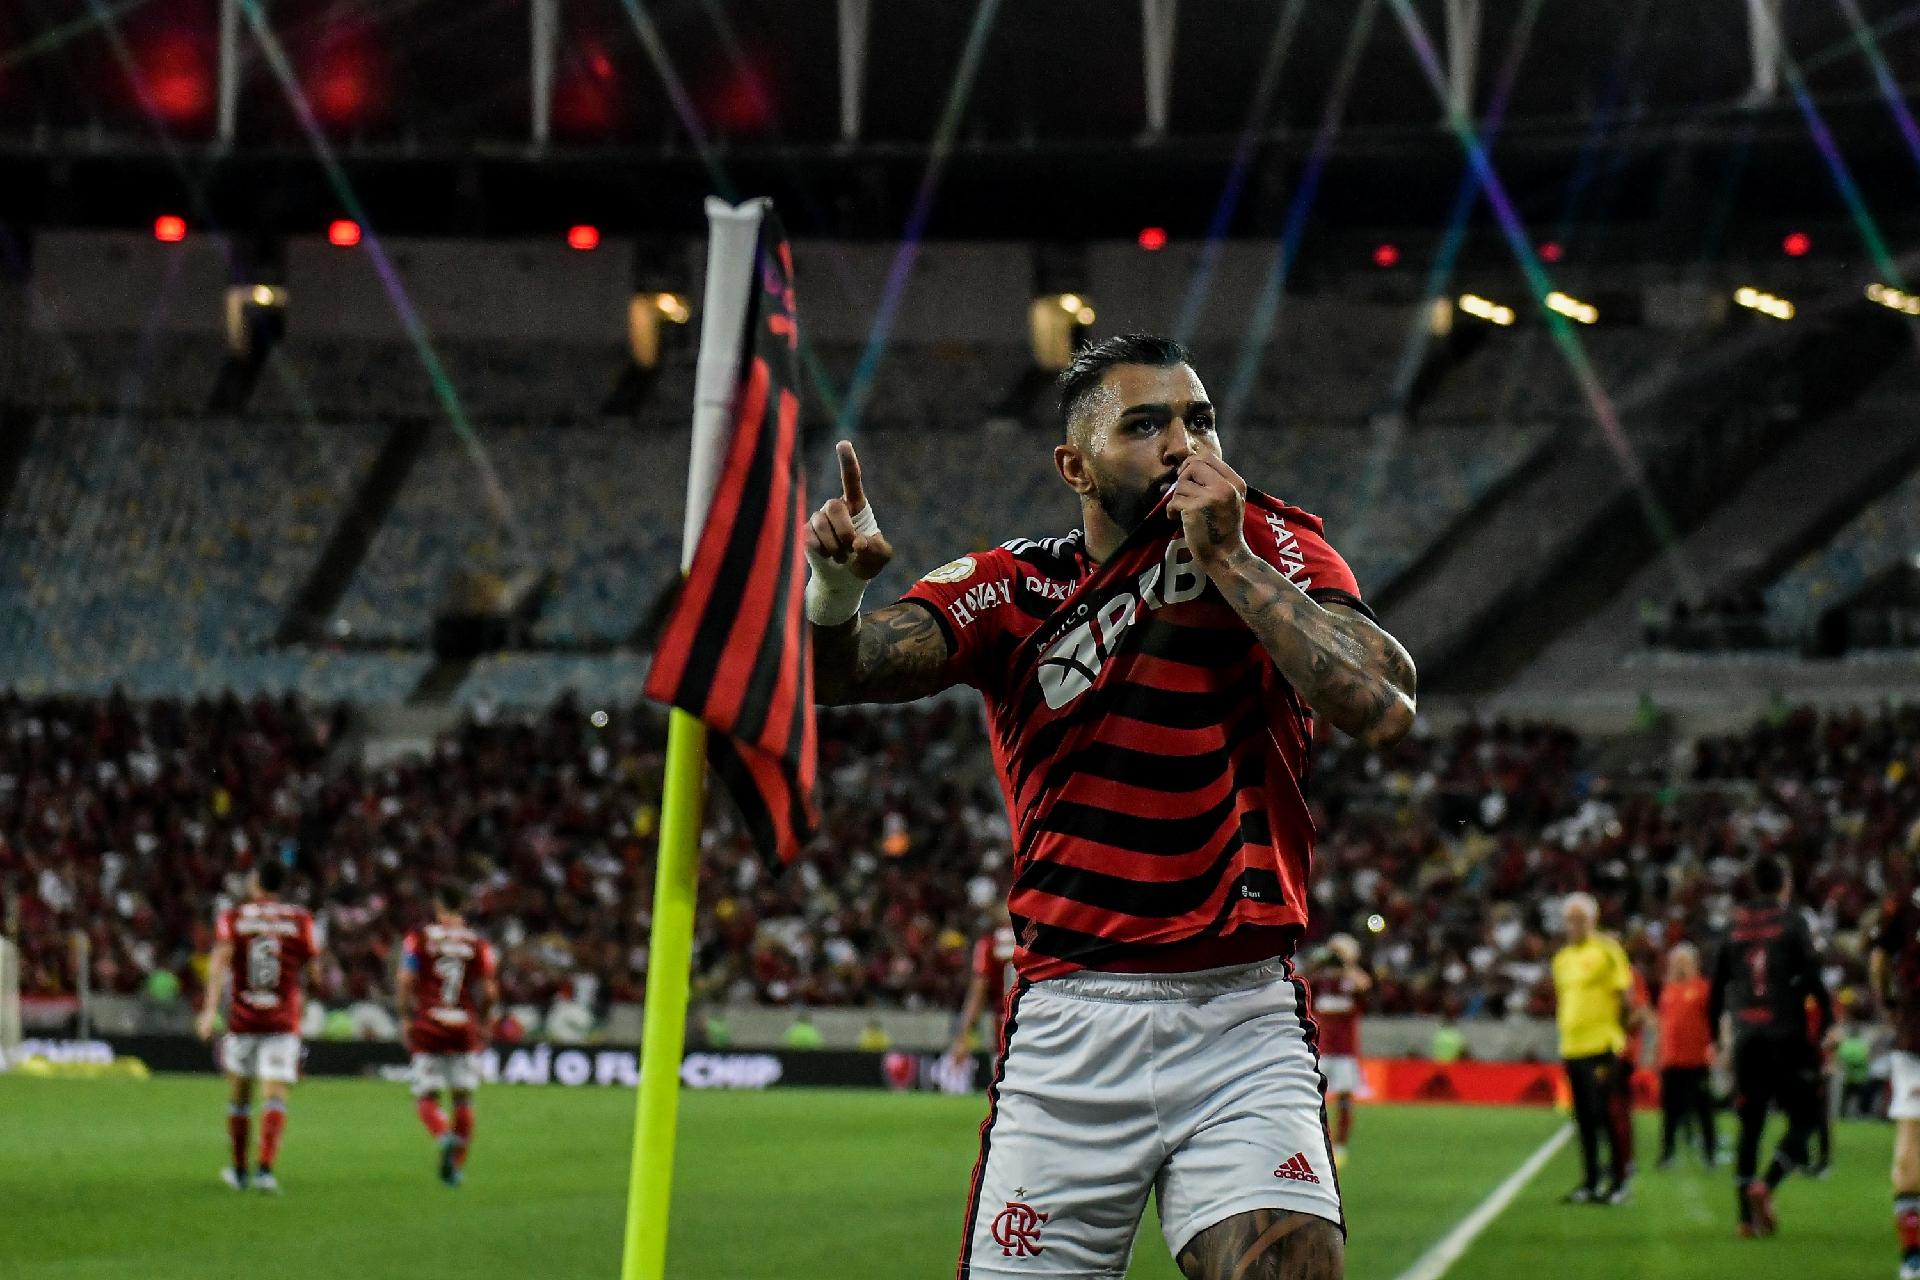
[1389,1124,1573,1280]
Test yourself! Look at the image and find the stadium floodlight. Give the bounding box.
[1458,293,1515,326]
[1867,283,1920,316]
[1733,286,1794,320]
[1544,290,1598,324]
[652,293,691,324]
[1058,293,1084,314]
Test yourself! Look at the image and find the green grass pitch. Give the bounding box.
[0,1074,1893,1278]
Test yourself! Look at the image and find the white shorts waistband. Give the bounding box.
[1033,955,1296,1004]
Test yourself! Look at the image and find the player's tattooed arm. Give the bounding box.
[1176,1207,1344,1280]
[1212,552,1416,749]
[811,602,954,705]
[1169,456,1415,748]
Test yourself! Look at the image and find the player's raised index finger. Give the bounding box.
[836,440,867,512]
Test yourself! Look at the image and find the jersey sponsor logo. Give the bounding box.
[1034,537,1206,709]
[990,1197,1049,1257]
[921,555,977,585]
[1273,1152,1321,1184]
[947,577,1014,630]
[1265,513,1314,590]
[1025,577,1073,602]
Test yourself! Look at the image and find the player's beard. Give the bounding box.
[1090,465,1176,535]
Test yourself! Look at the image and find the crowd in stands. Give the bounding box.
[5,687,1916,1040]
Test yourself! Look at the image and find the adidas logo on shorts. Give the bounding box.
[1273,1153,1321,1184]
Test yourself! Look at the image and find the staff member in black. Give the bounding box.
[1709,853,1833,1238]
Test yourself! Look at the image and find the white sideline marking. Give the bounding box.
[1390,1124,1574,1280]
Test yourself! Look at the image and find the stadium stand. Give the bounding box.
[5,690,1906,1033]
[0,416,408,698]
[1765,464,1920,649]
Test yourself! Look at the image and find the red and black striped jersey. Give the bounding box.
[901,490,1367,981]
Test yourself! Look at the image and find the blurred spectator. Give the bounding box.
[1431,1020,1466,1063]
[783,1012,824,1051]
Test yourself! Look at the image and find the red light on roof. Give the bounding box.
[1539,241,1564,263]
[1137,226,1168,252]
[567,224,601,251]
[1783,231,1811,257]
[327,219,362,248]
[1372,243,1400,268]
[153,215,187,244]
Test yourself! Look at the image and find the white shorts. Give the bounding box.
[1321,1055,1364,1099]
[410,1052,483,1096]
[1890,1052,1920,1121]
[960,957,1340,1278]
[221,1033,301,1084]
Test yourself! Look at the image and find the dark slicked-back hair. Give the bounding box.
[1749,853,1788,898]
[436,884,466,914]
[1057,333,1192,436]
[255,859,287,895]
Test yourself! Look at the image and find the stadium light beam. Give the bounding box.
[233,0,526,563]
[1384,0,1702,604]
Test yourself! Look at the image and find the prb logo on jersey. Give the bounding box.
[1033,537,1207,709]
[990,1192,1049,1257]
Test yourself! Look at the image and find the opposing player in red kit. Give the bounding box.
[1309,935,1373,1169]
[806,335,1416,1280]
[396,886,499,1187]
[196,859,322,1193]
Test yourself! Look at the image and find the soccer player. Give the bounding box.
[1872,881,1920,1278]
[1550,892,1634,1206]
[195,859,321,1193]
[396,886,498,1187]
[805,335,1416,1280]
[1309,935,1372,1169]
[1655,943,1717,1168]
[1709,853,1832,1238]
[947,905,1016,1067]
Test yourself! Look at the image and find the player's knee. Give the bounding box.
[1243,1217,1343,1280]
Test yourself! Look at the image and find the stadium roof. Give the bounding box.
[6,0,1920,238]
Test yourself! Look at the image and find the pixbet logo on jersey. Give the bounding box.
[1035,537,1207,709]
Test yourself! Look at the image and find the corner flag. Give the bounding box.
[624,198,816,1280]
[642,201,819,864]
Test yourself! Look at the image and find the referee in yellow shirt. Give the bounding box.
[1552,892,1636,1205]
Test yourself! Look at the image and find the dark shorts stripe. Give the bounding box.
[1286,966,1347,1235]
[957,981,1028,1279]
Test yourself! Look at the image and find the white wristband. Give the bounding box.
[805,505,882,626]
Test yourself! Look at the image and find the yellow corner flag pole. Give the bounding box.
[622,197,772,1280]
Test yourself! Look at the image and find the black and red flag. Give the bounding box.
[644,203,818,865]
